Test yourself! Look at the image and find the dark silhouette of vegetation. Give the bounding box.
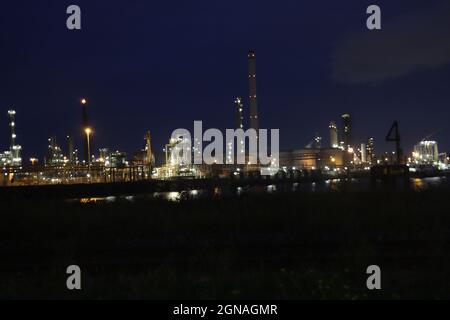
[1,188,450,299]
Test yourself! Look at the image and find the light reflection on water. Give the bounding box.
[76,177,449,203]
[154,190,203,202]
[106,196,116,203]
[412,176,447,190]
[413,178,424,190]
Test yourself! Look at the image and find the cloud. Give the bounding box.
[332,3,450,84]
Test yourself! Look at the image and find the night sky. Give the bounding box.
[1,0,450,162]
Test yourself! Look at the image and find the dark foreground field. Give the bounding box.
[1,189,450,299]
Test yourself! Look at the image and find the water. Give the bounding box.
[74,176,450,204]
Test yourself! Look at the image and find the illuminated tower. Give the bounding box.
[81,98,90,162]
[8,110,22,166]
[367,137,375,165]
[144,131,154,171]
[361,143,367,163]
[248,50,259,133]
[235,97,244,129]
[67,135,74,164]
[8,110,16,150]
[46,137,64,165]
[341,113,352,167]
[329,121,338,148]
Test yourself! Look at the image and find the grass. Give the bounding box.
[1,188,450,299]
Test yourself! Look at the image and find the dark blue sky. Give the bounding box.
[1,0,450,161]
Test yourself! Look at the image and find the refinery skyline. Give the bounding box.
[1,90,448,164]
[0,102,447,170]
[2,1,450,162]
[0,59,448,169]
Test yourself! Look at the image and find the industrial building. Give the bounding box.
[329,121,338,148]
[45,137,65,165]
[279,148,344,171]
[413,141,439,164]
[0,109,22,167]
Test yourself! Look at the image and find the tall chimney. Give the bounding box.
[81,99,90,162]
[248,50,259,133]
[8,110,16,150]
[145,130,153,171]
[329,121,338,148]
[8,110,22,166]
[67,135,74,164]
[235,97,244,130]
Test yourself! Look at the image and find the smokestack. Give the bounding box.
[248,50,259,133]
[144,130,153,170]
[341,113,352,168]
[235,97,244,129]
[341,113,351,150]
[8,110,16,149]
[329,121,338,148]
[81,98,90,162]
[67,135,74,164]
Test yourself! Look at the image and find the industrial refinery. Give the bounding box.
[1,51,449,186]
[0,110,22,168]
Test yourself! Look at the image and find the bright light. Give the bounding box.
[81,98,87,105]
[85,128,92,135]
